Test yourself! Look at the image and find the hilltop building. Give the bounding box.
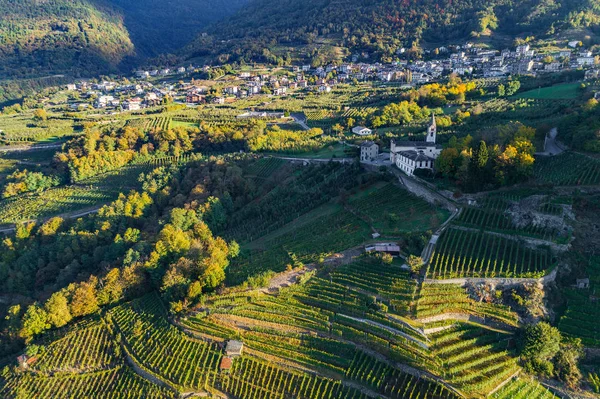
[360,141,379,162]
[390,114,442,176]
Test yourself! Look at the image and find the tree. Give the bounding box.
[477,140,489,168]
[332,123,345,137]
[32,109,48,122]
[19,304,50,342]
[45,292,72,328]
[436,148,460,177]
[498,84,505,97]
[70,279,99,317]
[519,322,561,376]
[506,80,521,96]
[407,255,423,273]
[555,338,583,389]
[381,253,393,265]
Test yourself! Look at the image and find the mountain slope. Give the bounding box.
[0,0,135,78]
[184,0,600,64]
[0,0,249,79]
[98,0,250,57]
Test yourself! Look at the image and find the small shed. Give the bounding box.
[219,356,233,372]
[225,340,244,357]
[576,278,590,289]
[365,243,401,256]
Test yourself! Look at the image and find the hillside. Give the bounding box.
[185,0,600,64]
[0,0,249,79]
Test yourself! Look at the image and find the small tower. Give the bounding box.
[426,113,436,143]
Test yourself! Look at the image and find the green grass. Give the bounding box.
[226,209,371,285]
[347,183,450,236]
[513,83,581,100]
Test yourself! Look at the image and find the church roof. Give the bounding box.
[398,150,435,162]
[360,140,377,148]
[392,140,442,149]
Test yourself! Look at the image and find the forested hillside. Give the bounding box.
[98,0,249,57]
[185,0,600,64]
[0,0,135,78]
[0,0,249,79]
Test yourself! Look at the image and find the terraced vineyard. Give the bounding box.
[109,293,223,390]
[427,227,553,279]
[348,183,450,235]
[454,197,560,241]
[33,319,117,373]
[491,376,560,399]
[558,256,600,347]
[416,284,519,327]
[534,152,600,186]
[328,259,416,314]
[244,157,288,179]
[183,269,458,398]
[0,366,176,399]
[0,185,114,224]
[430,325,519,396]
[126,117,172,131]
[341,107,378,119]
[218,357,371,399]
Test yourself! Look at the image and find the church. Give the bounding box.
[390,113,442,176]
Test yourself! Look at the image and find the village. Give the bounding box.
[57,40,600,114]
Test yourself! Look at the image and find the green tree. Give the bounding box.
[407,255,423,273]
[555,338,583,389]
[19,304,50,342]
[45,292,72,328]
[477,140,489,168]
[519,322,561,376]
[32,109,48,121]
[498,84,505,97]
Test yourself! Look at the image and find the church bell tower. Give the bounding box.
[426,113,436,143]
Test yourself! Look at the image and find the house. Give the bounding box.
[577,56,595,67]
[352,126,372,136]
[122,98,142,111]
[186,92,205,104]
[568,41,581,48]
[365,243,401,256]
[360,141,379,162]
[213,97,225,104]
[95,95,114,108]
[390,114,442,176]
[576,278,590,289]
[318,85,331,93]
[177,67,186,74]
[136,71,150,79]
[588,70,600,80]
[66,84,77,91]
[225,340,244,357]
[17,354,37,369]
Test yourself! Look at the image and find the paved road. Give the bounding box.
[0,143,63,153]
[536,127,565,156]
[0,205,103,234]
[291,115,310,131]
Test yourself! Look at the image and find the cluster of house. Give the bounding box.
[360,114,442,177]
[65,80,175,111]
[219,340,244,373]
[135,66,194,79]
[400,42,599,82]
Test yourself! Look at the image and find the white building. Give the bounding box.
[577,57,595,67]
[360,141,379,162]
[352,126,372,136]
[122,98,142,111]
[390,114,442,176]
